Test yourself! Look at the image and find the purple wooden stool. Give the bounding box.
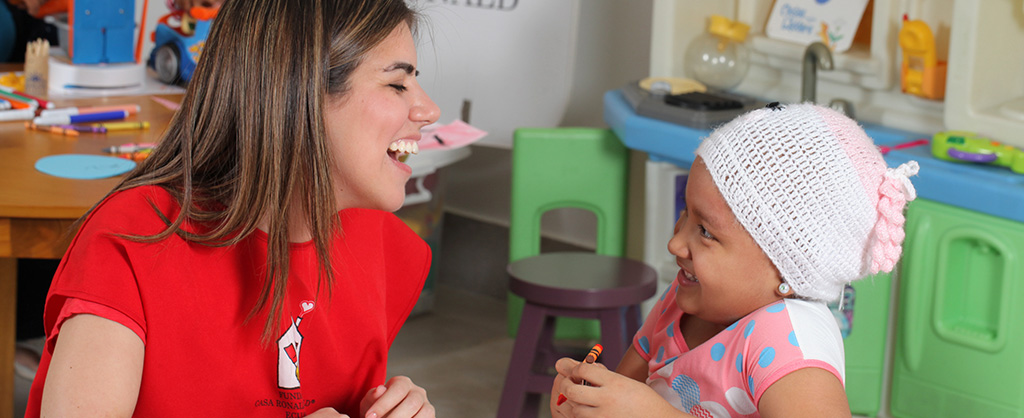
[497,251,657,418]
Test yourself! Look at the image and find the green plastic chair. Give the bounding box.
[507,127,631,339]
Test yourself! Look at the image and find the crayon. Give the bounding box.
[34,110,129,126]
[25,122,79,136]
[58,124,106,133]
[556,344,603,406]
[0,85,53,109]
[41,104,141,117]
[94,121,150,132]
[0,108,37,122]
[103,143,157,153]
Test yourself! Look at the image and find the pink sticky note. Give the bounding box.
[420,120,487,150]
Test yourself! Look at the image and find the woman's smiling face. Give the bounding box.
[325,22,440,212]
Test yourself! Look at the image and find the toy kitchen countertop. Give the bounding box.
[604,87,1024,224]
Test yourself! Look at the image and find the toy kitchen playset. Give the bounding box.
[606,1,1024,417]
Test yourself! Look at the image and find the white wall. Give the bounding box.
[136,0,172,61]
[435,0,654,249]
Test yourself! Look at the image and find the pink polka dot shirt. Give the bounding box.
[633,283,845,417]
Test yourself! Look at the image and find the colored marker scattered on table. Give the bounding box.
[0,85,53,109]
[0,90,37,110]
[40,104,141,117]
[556,344,603,406]
[33,110,129,126]
[0,108,36,122]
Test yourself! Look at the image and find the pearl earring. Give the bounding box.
[778,283,791,294]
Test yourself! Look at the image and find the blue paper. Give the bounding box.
[35,154,136,179]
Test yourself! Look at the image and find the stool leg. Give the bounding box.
[598,308,627,369]
[498,303,548,418]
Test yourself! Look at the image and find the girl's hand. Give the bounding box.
[305,407,349,417]
[360,376,435,418]
[550,357,581,417]
[555,359,688,418]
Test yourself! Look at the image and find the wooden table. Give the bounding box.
[0,65,180,417]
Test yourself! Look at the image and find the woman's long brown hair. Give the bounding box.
[89,0,418,343]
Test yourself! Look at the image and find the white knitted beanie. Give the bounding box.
[695,103,919,302]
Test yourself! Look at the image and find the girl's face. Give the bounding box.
[325,22,440,212]
[668,158,786,326]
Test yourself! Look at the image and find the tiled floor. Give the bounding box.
[390,284,536,418]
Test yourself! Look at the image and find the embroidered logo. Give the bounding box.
[276,300,315,389]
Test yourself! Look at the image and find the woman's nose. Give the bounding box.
[411,88,441,126]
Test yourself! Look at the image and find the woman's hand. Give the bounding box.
[360,376,434,418]
[554,359,687,418]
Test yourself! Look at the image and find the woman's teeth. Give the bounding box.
[389,140,419,155]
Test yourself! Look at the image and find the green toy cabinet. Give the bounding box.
[842,273,892,417]
[892,199,1024,417]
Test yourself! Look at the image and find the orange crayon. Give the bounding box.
[556,344,603,406]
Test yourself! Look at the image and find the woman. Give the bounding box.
[26,0,440,416]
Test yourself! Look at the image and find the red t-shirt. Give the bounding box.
[26,185,430,417]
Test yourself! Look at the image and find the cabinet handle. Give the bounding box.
[899,216,929,372]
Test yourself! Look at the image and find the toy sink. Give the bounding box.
[604,88,1024,224]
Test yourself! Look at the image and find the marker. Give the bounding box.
[0,99,10,110]
[0,108,37,122]
[0,90,37,110]
[556,344,603,406]
[33,110,129,126]
[0,85,53,109]
[94,121,150,132]
[103,143,157,153]
[40,104,141,117]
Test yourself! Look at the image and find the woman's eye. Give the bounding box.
[698,225,714,240]
[389,84,408,92]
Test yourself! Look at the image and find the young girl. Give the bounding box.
[552,103,920,417]
[26,0,440,417]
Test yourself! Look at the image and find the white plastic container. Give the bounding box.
[944,0,1024,148]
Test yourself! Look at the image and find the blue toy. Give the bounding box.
[148,7,218,85]
[69,0,136,64]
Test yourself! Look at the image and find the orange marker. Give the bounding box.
[556,344,603,406]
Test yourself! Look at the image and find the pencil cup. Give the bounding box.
[24,39,50,96]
